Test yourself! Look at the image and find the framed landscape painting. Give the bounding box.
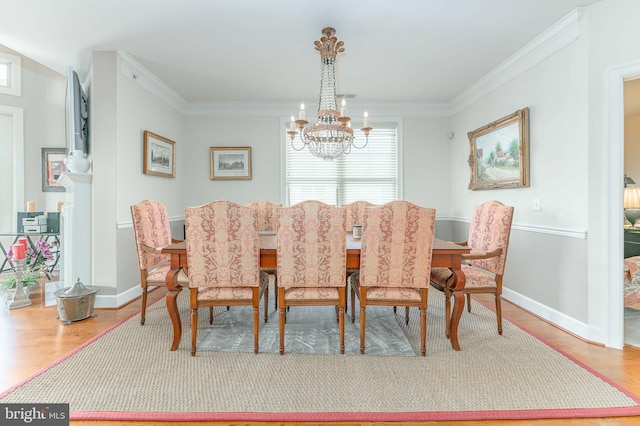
[467,107,529,190]
[42,148,67,192]
[210,146,252,180]
[143,131,176,178]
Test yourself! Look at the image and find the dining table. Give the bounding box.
[147,232,470,352]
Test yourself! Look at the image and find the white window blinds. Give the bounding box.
[285,123,399,206]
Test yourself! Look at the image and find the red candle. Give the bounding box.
[17,237,29,252]
[11,244,25,260]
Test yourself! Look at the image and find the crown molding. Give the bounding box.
[115,8,584,119]
[450,7,584,114]
[118,52,187,114]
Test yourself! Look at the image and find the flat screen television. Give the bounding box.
[66,67,89,154]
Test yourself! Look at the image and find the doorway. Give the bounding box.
[623,78,640,347]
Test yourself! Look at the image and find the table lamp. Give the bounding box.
[624,186,640,228]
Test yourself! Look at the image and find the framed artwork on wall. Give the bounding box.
[210,146,252,180]
[143,130,176,178]
[467,107,529,190]
[41,148,67,192]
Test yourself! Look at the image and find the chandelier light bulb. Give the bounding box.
[299,103,305,120]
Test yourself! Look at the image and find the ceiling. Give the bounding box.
[1,0,603,105]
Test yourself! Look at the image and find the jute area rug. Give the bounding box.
[2,286,640,423]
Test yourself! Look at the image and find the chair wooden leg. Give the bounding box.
[339,288,346,354]
[444,290,451,339]
[467,293,472,312]
[496,294,503,335]
[273,274,278,311]
[140,287,147,325]
[209,307,213,324]
[359,305,366,354]
[263,285,269,323]
[278,287,285,355]
[420,307,427,356]
[190,307,198,357]
[350,286,356,324]
[253,304,259,354]
[405,306,410,325]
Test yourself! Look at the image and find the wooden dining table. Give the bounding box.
[150,232,470,352]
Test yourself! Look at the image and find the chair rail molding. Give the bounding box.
[449,216,586,239]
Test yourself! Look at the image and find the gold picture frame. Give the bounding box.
[41,148,67,192]
[468,107,529,190]
[143,131,176,178]
[210,146,252,180]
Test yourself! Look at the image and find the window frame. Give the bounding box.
[280,116,403,206]
[0,52,21,97]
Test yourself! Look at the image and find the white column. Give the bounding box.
[59,172,92,287]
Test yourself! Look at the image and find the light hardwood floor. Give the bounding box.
[2,274,640,426]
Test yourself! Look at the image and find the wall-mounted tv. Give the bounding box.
[66,67,89,154]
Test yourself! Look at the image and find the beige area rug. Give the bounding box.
[197,299,415,356]
[2,286,640,422]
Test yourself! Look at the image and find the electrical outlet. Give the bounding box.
[533,198,541,211]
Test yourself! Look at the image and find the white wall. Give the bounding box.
[584,0,640,344]
[0,44,66,216]
[450,15,589,322]
[183,116,282,207]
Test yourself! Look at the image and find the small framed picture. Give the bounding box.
[467,107,529,190]
[210,146,252,180]
[143,131,176,178]
[42,148,67,192]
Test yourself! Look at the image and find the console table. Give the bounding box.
[0,233,61,279]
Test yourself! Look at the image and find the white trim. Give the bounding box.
[448,216,586,239]
[118,52,186,114]
[0,51,21,96]
[502,287,601,344]
[0,105,24,224]
[115,9,583,120]
[117,215,183,230]
[604,60,640,350]
[451,8,584,114]
[93,284,141,309]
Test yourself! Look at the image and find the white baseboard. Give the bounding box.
[502,287,605,345]
[94,284,142,309]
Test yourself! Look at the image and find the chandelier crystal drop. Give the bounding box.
[288,27,372,160]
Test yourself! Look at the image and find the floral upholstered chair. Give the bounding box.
[246,200,281,232]
[246,200,282,309]
[276,200,347,354]
[131,199,187,325]
[341,201,376,312]
[350,201,436,356]
[342,200,375,232]
[185,200,269,356]
[430,200,514,337]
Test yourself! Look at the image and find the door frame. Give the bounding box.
[0,105,24,230]
[605,60,640,349]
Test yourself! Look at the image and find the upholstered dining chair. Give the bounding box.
[245,200,282,310]
[343,200,376,232]
[430,200,514,337]
[276,200,347,355]
[341,201,376,312]
[131,199,188,325]
[184,200,269,356]
[350,201,436,356]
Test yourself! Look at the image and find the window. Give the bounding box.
[0,52,21,96]
[284,122,400,206]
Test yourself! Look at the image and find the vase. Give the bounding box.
[65,150,90,173]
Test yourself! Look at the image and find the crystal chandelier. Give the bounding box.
[288,27,372,160]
